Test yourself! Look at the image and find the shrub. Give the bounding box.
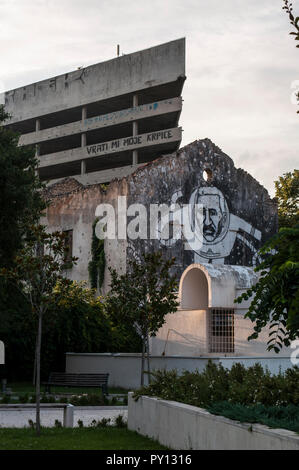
[0,394,11,404]
[134,362,299,408]
[114,414,127,428]
[69,393,105,406]
[91,417,111,428]
[30,394,36,403]
[41,394,56,404]
[0,280,142,381]
[207,402,299,433]
[19,393,29,404]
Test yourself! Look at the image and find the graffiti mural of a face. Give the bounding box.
[196,194,224,242]
[193,188,229,244]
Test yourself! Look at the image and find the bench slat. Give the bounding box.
[43,372,109,394]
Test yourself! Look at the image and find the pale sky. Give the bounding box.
[0,0,298,196]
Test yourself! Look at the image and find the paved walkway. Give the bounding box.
[0,406,128,428]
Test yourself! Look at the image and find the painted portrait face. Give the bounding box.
[195,194,224,242]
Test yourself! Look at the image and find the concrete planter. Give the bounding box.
[128,393,299,450]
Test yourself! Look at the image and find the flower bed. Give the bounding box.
[133,361,299,432]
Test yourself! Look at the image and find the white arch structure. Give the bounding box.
[178,263,258,311]
[150,263,259,356]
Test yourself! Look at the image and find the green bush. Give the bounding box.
[0,280,142,381]
[133,362,299,432]
[69,393,106,406]
[41,394,56,404]
[134,361,299,408]
[0,394,11,404]
[110,396,117,405]
[114,414,127,428]
[207,402,299,433]
[19,393,29,404]
[30,394,36,403]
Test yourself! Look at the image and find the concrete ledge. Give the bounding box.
[128,393,299,450]
[0,403,74,428]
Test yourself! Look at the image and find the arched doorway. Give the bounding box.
[179,265,209,310]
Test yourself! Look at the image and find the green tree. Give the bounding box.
[235,225,299,352]
[88,218,106,291]
[0,280,142,382]
[275,170,299,227]
[283,1,299,48]
[43,280,142,373]
[1,225,76,435]
[0,106,45,268]
[106,252,179,386]
[282,1,299,112]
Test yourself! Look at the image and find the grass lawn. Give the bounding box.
[0,427,167,450]
[7,382,129,396]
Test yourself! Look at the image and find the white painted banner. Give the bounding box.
[86,127,182,158]
[39,127,182,168]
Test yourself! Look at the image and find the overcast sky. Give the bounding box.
[0,0,298,196]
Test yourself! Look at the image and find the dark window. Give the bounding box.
[63,230,73,266]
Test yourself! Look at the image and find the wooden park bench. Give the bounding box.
[43,372,109,395]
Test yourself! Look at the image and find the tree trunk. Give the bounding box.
[35,311,43,436]
[141,339,145,386]
[33,335,38,386]
[146,332,151,384]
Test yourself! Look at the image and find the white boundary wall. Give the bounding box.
[128,394,299,450]
[65,353,293,389]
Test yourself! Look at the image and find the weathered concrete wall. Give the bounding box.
[42,176,128,291]
[126,138,278,279]
[128,394,299,450]
[150,308,291,357]
[150,262,294,357]
[44,137,277,289]
[5,39,185,124]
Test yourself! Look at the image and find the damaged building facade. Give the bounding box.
[43,137,285,360]
[4,39,185,185]
[4,38,292,378]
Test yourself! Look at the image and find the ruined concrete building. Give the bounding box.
[4,39,291,366]
[42,137,284,359]
[4,39,185,185]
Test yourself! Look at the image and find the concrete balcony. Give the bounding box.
[19,97,182,146]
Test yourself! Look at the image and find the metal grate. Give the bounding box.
[209,308,235,353]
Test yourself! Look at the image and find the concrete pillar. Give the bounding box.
[81,107,87,174]
[63,404,74,428]
[35,119,40,157]
[81,160,86,175]
[132,95,138,165]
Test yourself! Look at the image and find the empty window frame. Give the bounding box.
[63,229,73,265]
